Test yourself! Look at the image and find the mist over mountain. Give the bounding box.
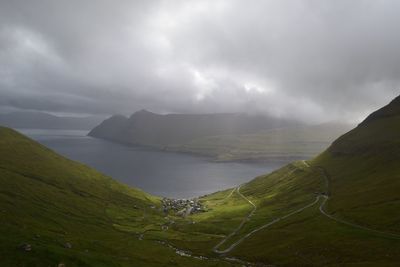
[1,95,400,266]
[89,110,301,146]
[0,1,399,121]
[1,0,400,265]
[169,122,353,162]
[0,111,104,130]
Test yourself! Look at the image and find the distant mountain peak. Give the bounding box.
[130,109,158,119]
[136,109,154,114]
[89,111,300,146]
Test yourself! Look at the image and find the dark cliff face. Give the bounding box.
[88,114,128,140]
[328,95,400,156]
[88,110,300,146]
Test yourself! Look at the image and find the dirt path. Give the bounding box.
[212,159,400,256]
[215,195,322,254]
[314,165,400,240]
[213,185,257,254]
[213,161,319,254]
[221,187,236,203]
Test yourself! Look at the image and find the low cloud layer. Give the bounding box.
[0,0,399,122]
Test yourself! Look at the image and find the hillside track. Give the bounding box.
[213,185,257,254]
[213,159,400,255]
[312,164,400,240]
[213,161,320,254]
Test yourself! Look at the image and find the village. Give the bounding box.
[161,197,206,217]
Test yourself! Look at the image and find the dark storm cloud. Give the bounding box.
[0,0,399,122]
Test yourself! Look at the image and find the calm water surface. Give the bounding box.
[18,129,290,198]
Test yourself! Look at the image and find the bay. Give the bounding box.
[18,128,289,198]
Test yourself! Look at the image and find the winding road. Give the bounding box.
[213,161,316,254]
[212,160,400,255]
[213,185,257,254]
[215,195,323,254]
[315,167,400,240]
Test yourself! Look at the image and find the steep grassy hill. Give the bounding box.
[314,95,400,232]
[0,127,235,267]
[182,96,400,266]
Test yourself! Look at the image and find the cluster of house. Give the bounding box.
[161,197,206,216]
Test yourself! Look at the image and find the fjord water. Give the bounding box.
[18,129,289,198]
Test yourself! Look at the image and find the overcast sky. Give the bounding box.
[0,0,399,122]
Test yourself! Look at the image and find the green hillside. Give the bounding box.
[0,127,235,267]
[1,95,400,266]
[314,95,400,233]
[182,97,400,266]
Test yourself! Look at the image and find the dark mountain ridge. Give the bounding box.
[360,95,400,125]
[89,110,301,146]
[328,95,400,156]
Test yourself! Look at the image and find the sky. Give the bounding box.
[0,0,399,123]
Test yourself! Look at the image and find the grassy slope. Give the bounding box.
[2,96,400,266]
[184,99,400,266]
[226,162,400,266]
[314,113,400,232]
[0,127,233,267]
[186,159,400,266]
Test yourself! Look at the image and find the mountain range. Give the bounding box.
[1,96,400,266]
[89,110,352,161]
[88,110,301,144]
